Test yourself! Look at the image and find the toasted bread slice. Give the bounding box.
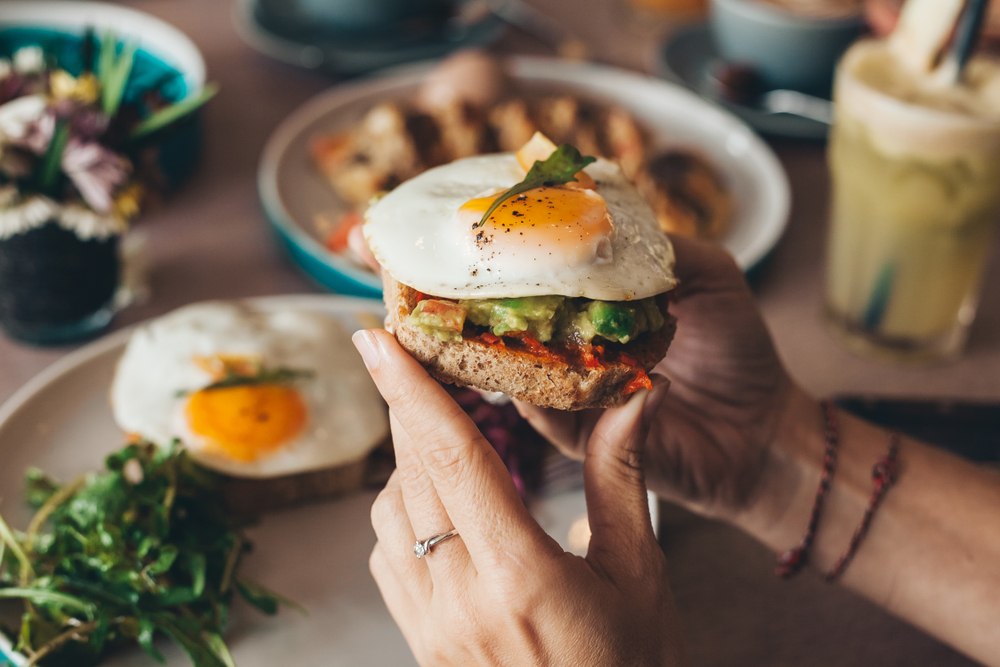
[221,435,395,516]
[383,274,675,410]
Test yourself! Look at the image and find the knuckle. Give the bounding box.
[370,487,403,528]
[395,460,439,503]
[423,436,479,478]
[368,544,385,578]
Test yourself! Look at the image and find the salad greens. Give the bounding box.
[476,144,597,229]
[0,442,291,667]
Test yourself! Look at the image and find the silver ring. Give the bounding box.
[413,531,459,559]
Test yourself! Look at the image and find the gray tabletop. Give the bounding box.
[0,1,993,665]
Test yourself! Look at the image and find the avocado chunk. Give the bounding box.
[588,301,637,343]
[409,299,467,342]
[461,296,565,342]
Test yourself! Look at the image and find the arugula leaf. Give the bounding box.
[476,144,596,229]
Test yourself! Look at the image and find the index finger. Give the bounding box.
[352,329,559,568]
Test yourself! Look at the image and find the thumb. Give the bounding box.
[583,377,669,578]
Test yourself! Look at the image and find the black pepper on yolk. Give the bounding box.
[185,384,308,462]
[458,185,615,266]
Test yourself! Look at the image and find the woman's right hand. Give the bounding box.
[516,235,813,526]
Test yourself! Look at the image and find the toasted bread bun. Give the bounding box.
[383,274,675,410]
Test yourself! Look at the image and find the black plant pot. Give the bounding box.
[0,222,120,345]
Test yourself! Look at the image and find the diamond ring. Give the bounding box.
[413,531,459,559]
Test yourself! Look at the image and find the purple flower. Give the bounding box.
[69,108,110,141]
[61,138,131,213]
[16,110,55,154]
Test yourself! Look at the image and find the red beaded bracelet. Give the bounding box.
[776,399,901,581]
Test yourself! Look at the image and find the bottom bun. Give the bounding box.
[383,275,675,411]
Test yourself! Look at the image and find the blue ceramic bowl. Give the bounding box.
[0,1,207,189]
[710,0,863,94]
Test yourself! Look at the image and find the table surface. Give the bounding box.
[0,1,993,665]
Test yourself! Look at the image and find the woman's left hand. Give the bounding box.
[353,329,688,667]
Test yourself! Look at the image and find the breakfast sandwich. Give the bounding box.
[110,301,390,511]
[364,133,678,410]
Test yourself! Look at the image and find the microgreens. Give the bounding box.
[0,442,291,667]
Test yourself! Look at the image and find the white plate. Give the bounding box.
[259,56,792,296]
[0,295,640,667]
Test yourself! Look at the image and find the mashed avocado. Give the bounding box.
[409,294,664,345]
[461,296,565,341]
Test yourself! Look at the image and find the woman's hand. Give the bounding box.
[353,329,687,667]
[516,235,808,526]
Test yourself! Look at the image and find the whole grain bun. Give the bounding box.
[383,274,676,411]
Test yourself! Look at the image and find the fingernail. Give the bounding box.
[641,373,670,428]
[352,330,380,370]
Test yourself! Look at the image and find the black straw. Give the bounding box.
[950,0,990,76]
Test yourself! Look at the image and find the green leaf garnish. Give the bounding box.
[130,85,218,140]
[174,367,315,398]
[203,367,313,391]
[98,33,137,117]
[476,144,597,229]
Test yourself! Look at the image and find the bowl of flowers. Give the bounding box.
[0,3,215,345]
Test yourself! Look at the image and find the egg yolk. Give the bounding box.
[457,185,614,267]
[185,384,307,462]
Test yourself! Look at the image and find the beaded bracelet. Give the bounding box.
[776,399,901,581]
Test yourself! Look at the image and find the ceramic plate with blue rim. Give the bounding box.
[0,1,208,189]
[258,56,791,298]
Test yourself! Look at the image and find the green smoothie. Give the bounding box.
[826,39,1000,360]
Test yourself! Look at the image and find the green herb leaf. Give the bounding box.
[97,30,116,87]
[204,632,237,667]
[130,84,218,140]
[100,38,137,117]
[179,366,315,396]
[236,577,306,617]
[38,120,69,195]
[147,545,179,575]
[235,578,278,616]
[138,616,166,664]
[153,613,228,667]
[476,144,596,229]
[0,588,95,618]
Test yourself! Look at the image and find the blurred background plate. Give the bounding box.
[231,0,505,77]
[258,56,792,298]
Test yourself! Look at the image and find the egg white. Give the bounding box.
[363,154,678,300]
[110,301,388,478]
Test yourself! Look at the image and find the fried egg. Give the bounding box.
[110,301,388,478]
[363,154,677,300]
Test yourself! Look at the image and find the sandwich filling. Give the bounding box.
[406,291,669,394]
[410,295,664,345]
